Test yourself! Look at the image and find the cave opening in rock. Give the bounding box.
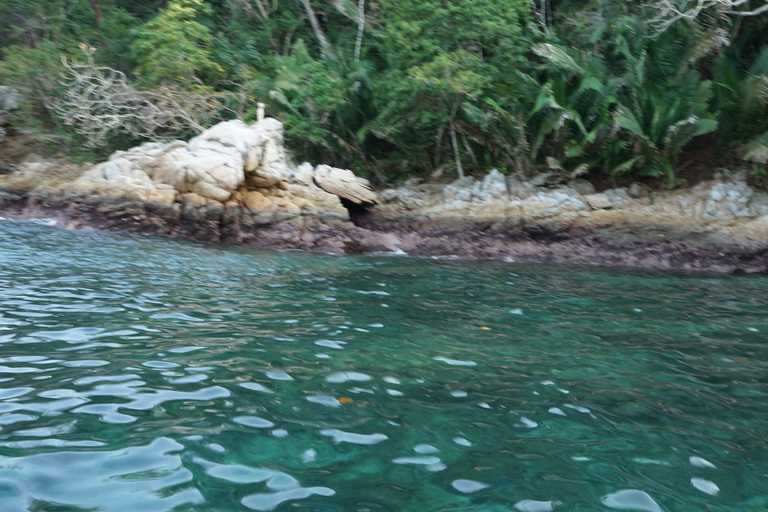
[340,197,371,227]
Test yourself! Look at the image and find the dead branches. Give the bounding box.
[650,0,768,33]
[50,47,222,147]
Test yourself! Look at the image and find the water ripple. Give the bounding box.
[0,221,767,510]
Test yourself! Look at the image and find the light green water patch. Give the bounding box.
[0,220,767,511]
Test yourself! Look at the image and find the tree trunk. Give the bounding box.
[434,124,446,167]
[532,0,549,34]
[354,0,366,63]
[253,0,270,19]
[462,132,480,169]
[299,0,334,58]
[450,121,464,179]
[88,0,103,24]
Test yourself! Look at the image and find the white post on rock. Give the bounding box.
[257,102,266,122]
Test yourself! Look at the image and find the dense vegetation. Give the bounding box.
[2,0,768,184]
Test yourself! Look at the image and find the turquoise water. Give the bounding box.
[0,221,767,511]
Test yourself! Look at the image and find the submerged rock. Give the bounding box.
[601,489,662,512]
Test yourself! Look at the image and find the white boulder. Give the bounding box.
[313,165,378,205]
[73,118,378,211]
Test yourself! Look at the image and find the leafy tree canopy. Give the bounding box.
[2,0,768,182]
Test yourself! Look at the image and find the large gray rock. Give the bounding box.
[530,189,589,211]
[244,118,289,186]
[443,177,475,202]
[72,118,374,213]
[313,165,378,205]
[702,181,755,220]
[604,188,631,208]
[529,172,564,187]
[0,86,20,112]
[471,169,508,202]
[585,193,613,210]
[507,177,536,199]
[148,119,270,201]
[568,178,596,195]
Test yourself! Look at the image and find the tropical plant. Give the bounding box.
[133,0,223,87]
[712,48,768,159]
[1,0,768,182]
[526,43,619,178]
[612,64,717,182]
[527,8,720,182]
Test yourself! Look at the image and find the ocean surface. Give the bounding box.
[0,219,767,511]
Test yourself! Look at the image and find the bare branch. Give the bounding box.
[49,47,224,148]
[299,0,335,58]
[449,101,464,179]
[649,0,768,33]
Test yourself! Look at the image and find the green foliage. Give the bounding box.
[370,0,533,175]
[133,0,223,87]
[0,41,69,145]
[526,43,619,177]
[527,5,721,182]
[1,0,768,183]
[0,0,138,70]
[713,48,768,159]
[613,70,717,182]
[0,42,64,98]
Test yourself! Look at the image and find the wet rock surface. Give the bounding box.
[0,190,396,256]
[3,136,768,273]
[366,173,768,273]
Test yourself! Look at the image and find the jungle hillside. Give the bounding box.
[2,0,768,185]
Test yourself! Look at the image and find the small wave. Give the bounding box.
[370,248,409,257]
[29,218,58,226]
[0,217,58,226]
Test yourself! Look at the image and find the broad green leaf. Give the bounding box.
[615,107,646,138]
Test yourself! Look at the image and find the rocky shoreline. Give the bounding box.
[3,117,768,274]
[2,180,768,274]
[0,188,387,255]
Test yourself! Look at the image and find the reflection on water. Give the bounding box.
[0,220,767,511]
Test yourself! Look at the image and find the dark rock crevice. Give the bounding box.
[339,197,373,228]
